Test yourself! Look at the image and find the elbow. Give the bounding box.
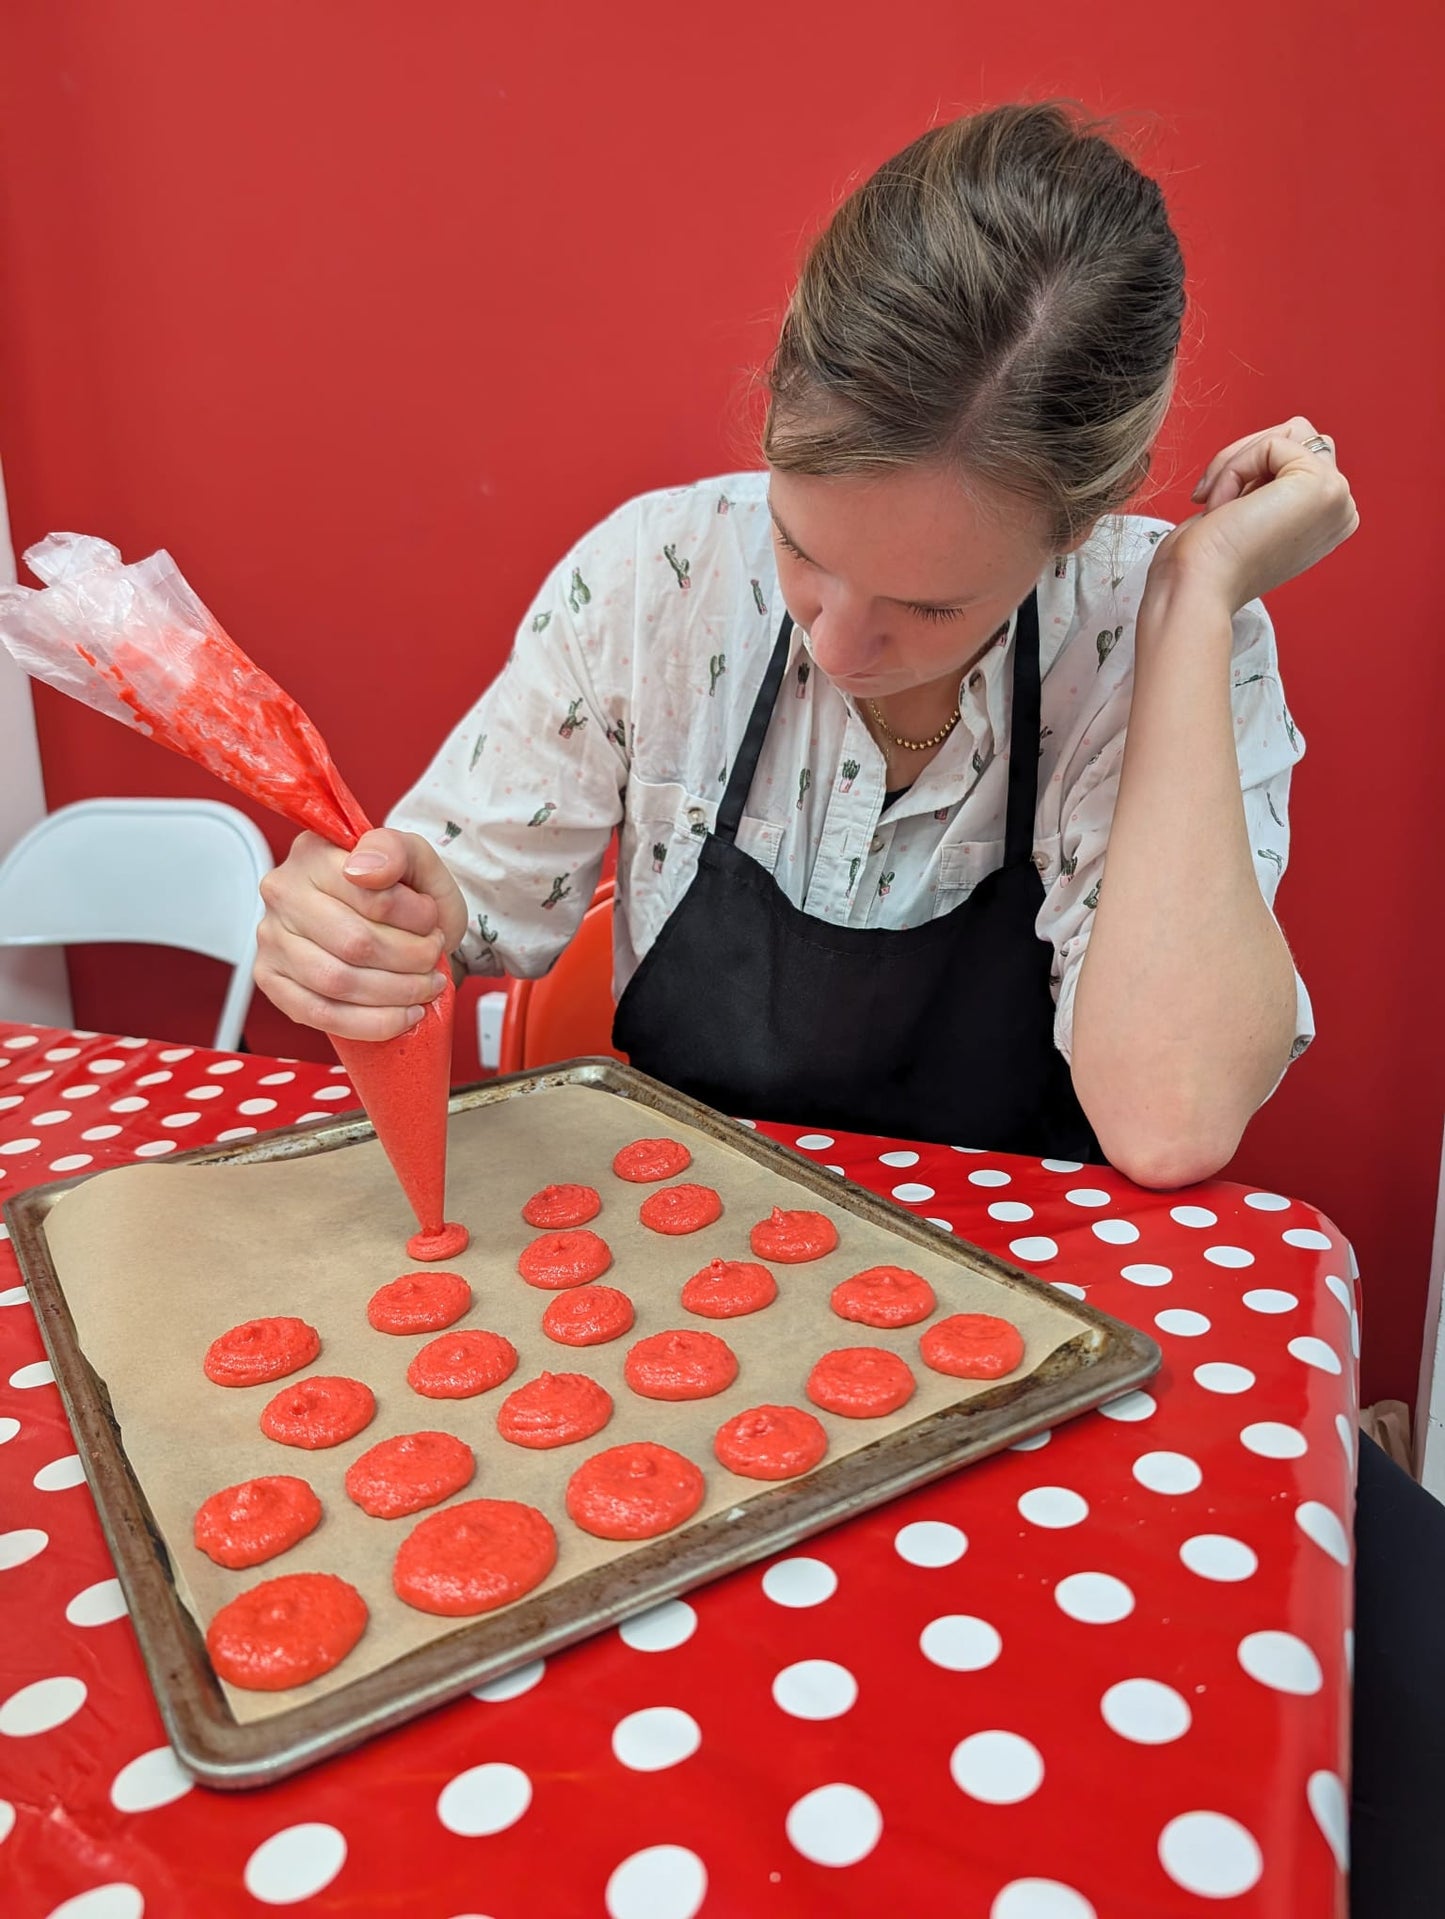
[1089,1117,1242,1192]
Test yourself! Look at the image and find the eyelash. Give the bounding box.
[774,526,966,623]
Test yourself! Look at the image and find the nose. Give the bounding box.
[805,605,885,683]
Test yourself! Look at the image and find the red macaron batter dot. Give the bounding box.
[565,1442,705,1540]
[344,1431,476,1518]
[920,1313,1026,1381]
[714,1404,828,1480]
[624,1328,739,1401]
[366,1270,472,1335]
[393,1497,558,1615]
[496,1371,614,1449]
[541,1283,635,1347]
[193,1474,323,1569]
[638,1183,723,1235]
[681,1257,778,1319]
[203,1316,320,1388]
[749,1207,839,1263]
[830,1265,937,1329]
[517,1229,614,1289]
[612,1137,692,1183]
[407,1328,519,1399]
[206,1571,368,1691]
[806,1346,916,1418]
[259,1376,376,1449]
[522,1183,602,1228]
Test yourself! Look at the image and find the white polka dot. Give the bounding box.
[66,1578,127,1626]
[1065,1187,1110,1207]
[0,1528,48,1569]
[1120,1263,1172,1287]
[1018,1486,1088,1528]
[1156,1310,1211,1339]
[1054,1572,1134,1623]
[159,1112,202,1130]
[0,1138,39,1156]
[0,1096,19,1110]
[471,1659,545,1701]
[243,1822,348,1902]
[1238,1630,1323,1695]
[1308,1769,1349,1871]
[0,1286,26,1306]
[1283,1227,1332,1250]
[1092,1219,1139,1245]
[437,1763,532,1836]
[968,1168,1012,1187]
[1169,1205,1215,1230]
[1009,1429,1052,1450]
[1009,1236,1058,1262]
[49,1154,94,1174]
[294,1112,332,1124]
[182,1086,224,1100]
[1051,1281,1086,1299]
[0,1674,87,1735]
[1098,1391,1155,1422]
[895,1520,967,1567]
[891,1182,935,1202]
[617,1600,697,1650]
[823,1164,846,1176]
[950,1730,1044,1804]
[215,1127,257,1141]
[879,1149,919,1166]
[1244,1191,1290,1211]
[772,1660,858,1720]
[16,1068,52,1082]
[81,1125,122,1142]
[1289,1336,1342,1374]
[108,1097,148,1113]
[1335,1414,1355,1469]
[237,1097,278,1116]
[310,1082,353,1100]
[1101,1677,1191,1744]
[925,1217,954,1232]
[1240,1420,1308,1459]
[1132,1451,1203,1495]
[1040,1158,1083,1173]
[605,1845,708,1918]
[0,1799,13,1841]
[1193,1363,1255,1395]
[0,1417,19,1444]
[133,1070,171,1087]
[206,1060,245,1074]
[88,1060,126,1075]
[44,1887,145,1919]
[1159,1811,1262,1898]
[33,1109,73,1125]
[34,1454,85,1492]
[44,1045,81,1061]
[988,1200,1034,1222]
[133,1141,176,1158]
[1324,1274,1352,1312]
[111,1744,194,1812]
[1296,1501,1350,1567]
[786,1783,882,1866]
[921,1614,1002,1672]
[9,1360,54,1389]
[612,1705,702,1769]
[1243,1288,1297,1314]
[1180,1534,1258,1582]
[762,1557,837,1607]
[113,1036,146,1048]
[1203,1244,1254,1268]
[2,1034,38,1048]
[991,1881,1097,1919]
[157,1047,194,1062]
[1345,1626,1354,1677]
[795,1134,834,1150]
[950,1144,986,1153]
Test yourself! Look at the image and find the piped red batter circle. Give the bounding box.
[522,1183,602,1228]
[407,1221,470,1263]
[393,1497,558,1615]
[517,1229,613,1289]
[806,1346,916,1418]
[714,1404,828,1481]
[203,1316,320,1387]
[407,1328,519,1399]
[344,1431,476,1518]
[681,1257,778,1319]
[541,1283,635,1347]
[496,1371,613,1449]
[612,1137,692,1183]
[638,1183,723,1236]
[367,1269,472,1335]
[193,1475,322,1569]
[831,1265,937,1329]
[259,1376,376,1449]
[565,1442,705,1540]
[749,1206,839,1263]
[206,1571,368,1691]
[920,1312,1026,1381]
[624,1328,738,1401]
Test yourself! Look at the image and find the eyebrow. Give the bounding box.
[768,503,976,612]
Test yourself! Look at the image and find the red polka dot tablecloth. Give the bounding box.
[0,1024,1357,1919]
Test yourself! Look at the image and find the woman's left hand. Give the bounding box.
[1149,415,1361,612]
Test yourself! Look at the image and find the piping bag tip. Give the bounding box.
[329,977,463,1252]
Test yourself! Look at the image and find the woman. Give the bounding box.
[256,105,1436,1913]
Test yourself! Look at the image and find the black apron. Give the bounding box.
[613,589,1100,1159]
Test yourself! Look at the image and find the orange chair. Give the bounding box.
[496,879,626,1072]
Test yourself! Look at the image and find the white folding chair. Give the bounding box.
[0,798,274,1051]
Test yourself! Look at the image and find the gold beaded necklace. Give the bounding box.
[866,618,1012,753]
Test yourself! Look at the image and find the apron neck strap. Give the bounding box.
[1003,589,1042,868]
[715,612,795,844]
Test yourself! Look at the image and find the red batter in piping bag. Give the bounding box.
[0,533,467,1259]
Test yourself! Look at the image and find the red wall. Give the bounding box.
[1,2,1440,1404]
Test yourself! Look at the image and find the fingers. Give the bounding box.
[340,828,470,948]
[252,956,433,1042]
[253,919,449,1040]
[1191,418,1335,508]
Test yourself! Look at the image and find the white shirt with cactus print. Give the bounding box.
[389,470,1313,1068]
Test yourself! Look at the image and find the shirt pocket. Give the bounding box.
[623,778,784,951]
[933,834,1063,913]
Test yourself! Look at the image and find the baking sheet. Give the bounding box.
[41,1081,1085,1725]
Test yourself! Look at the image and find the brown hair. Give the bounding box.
[762,102,1186,552]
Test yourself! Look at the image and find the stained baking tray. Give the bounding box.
[5,1057,1159,1787]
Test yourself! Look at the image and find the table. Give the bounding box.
[0,1021,1357,1919]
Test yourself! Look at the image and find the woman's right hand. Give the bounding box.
[254,828,471,1040]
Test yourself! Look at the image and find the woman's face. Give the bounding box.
[767,462,1061,698]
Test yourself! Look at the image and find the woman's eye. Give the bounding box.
[775,528,811,564]
[908,603,965,624]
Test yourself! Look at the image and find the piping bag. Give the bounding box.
[0,534,468,1261]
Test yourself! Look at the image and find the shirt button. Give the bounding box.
[870,835,884,855]
[1033,853,1048,874]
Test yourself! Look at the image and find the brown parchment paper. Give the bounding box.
[42,1083,1083,1724]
